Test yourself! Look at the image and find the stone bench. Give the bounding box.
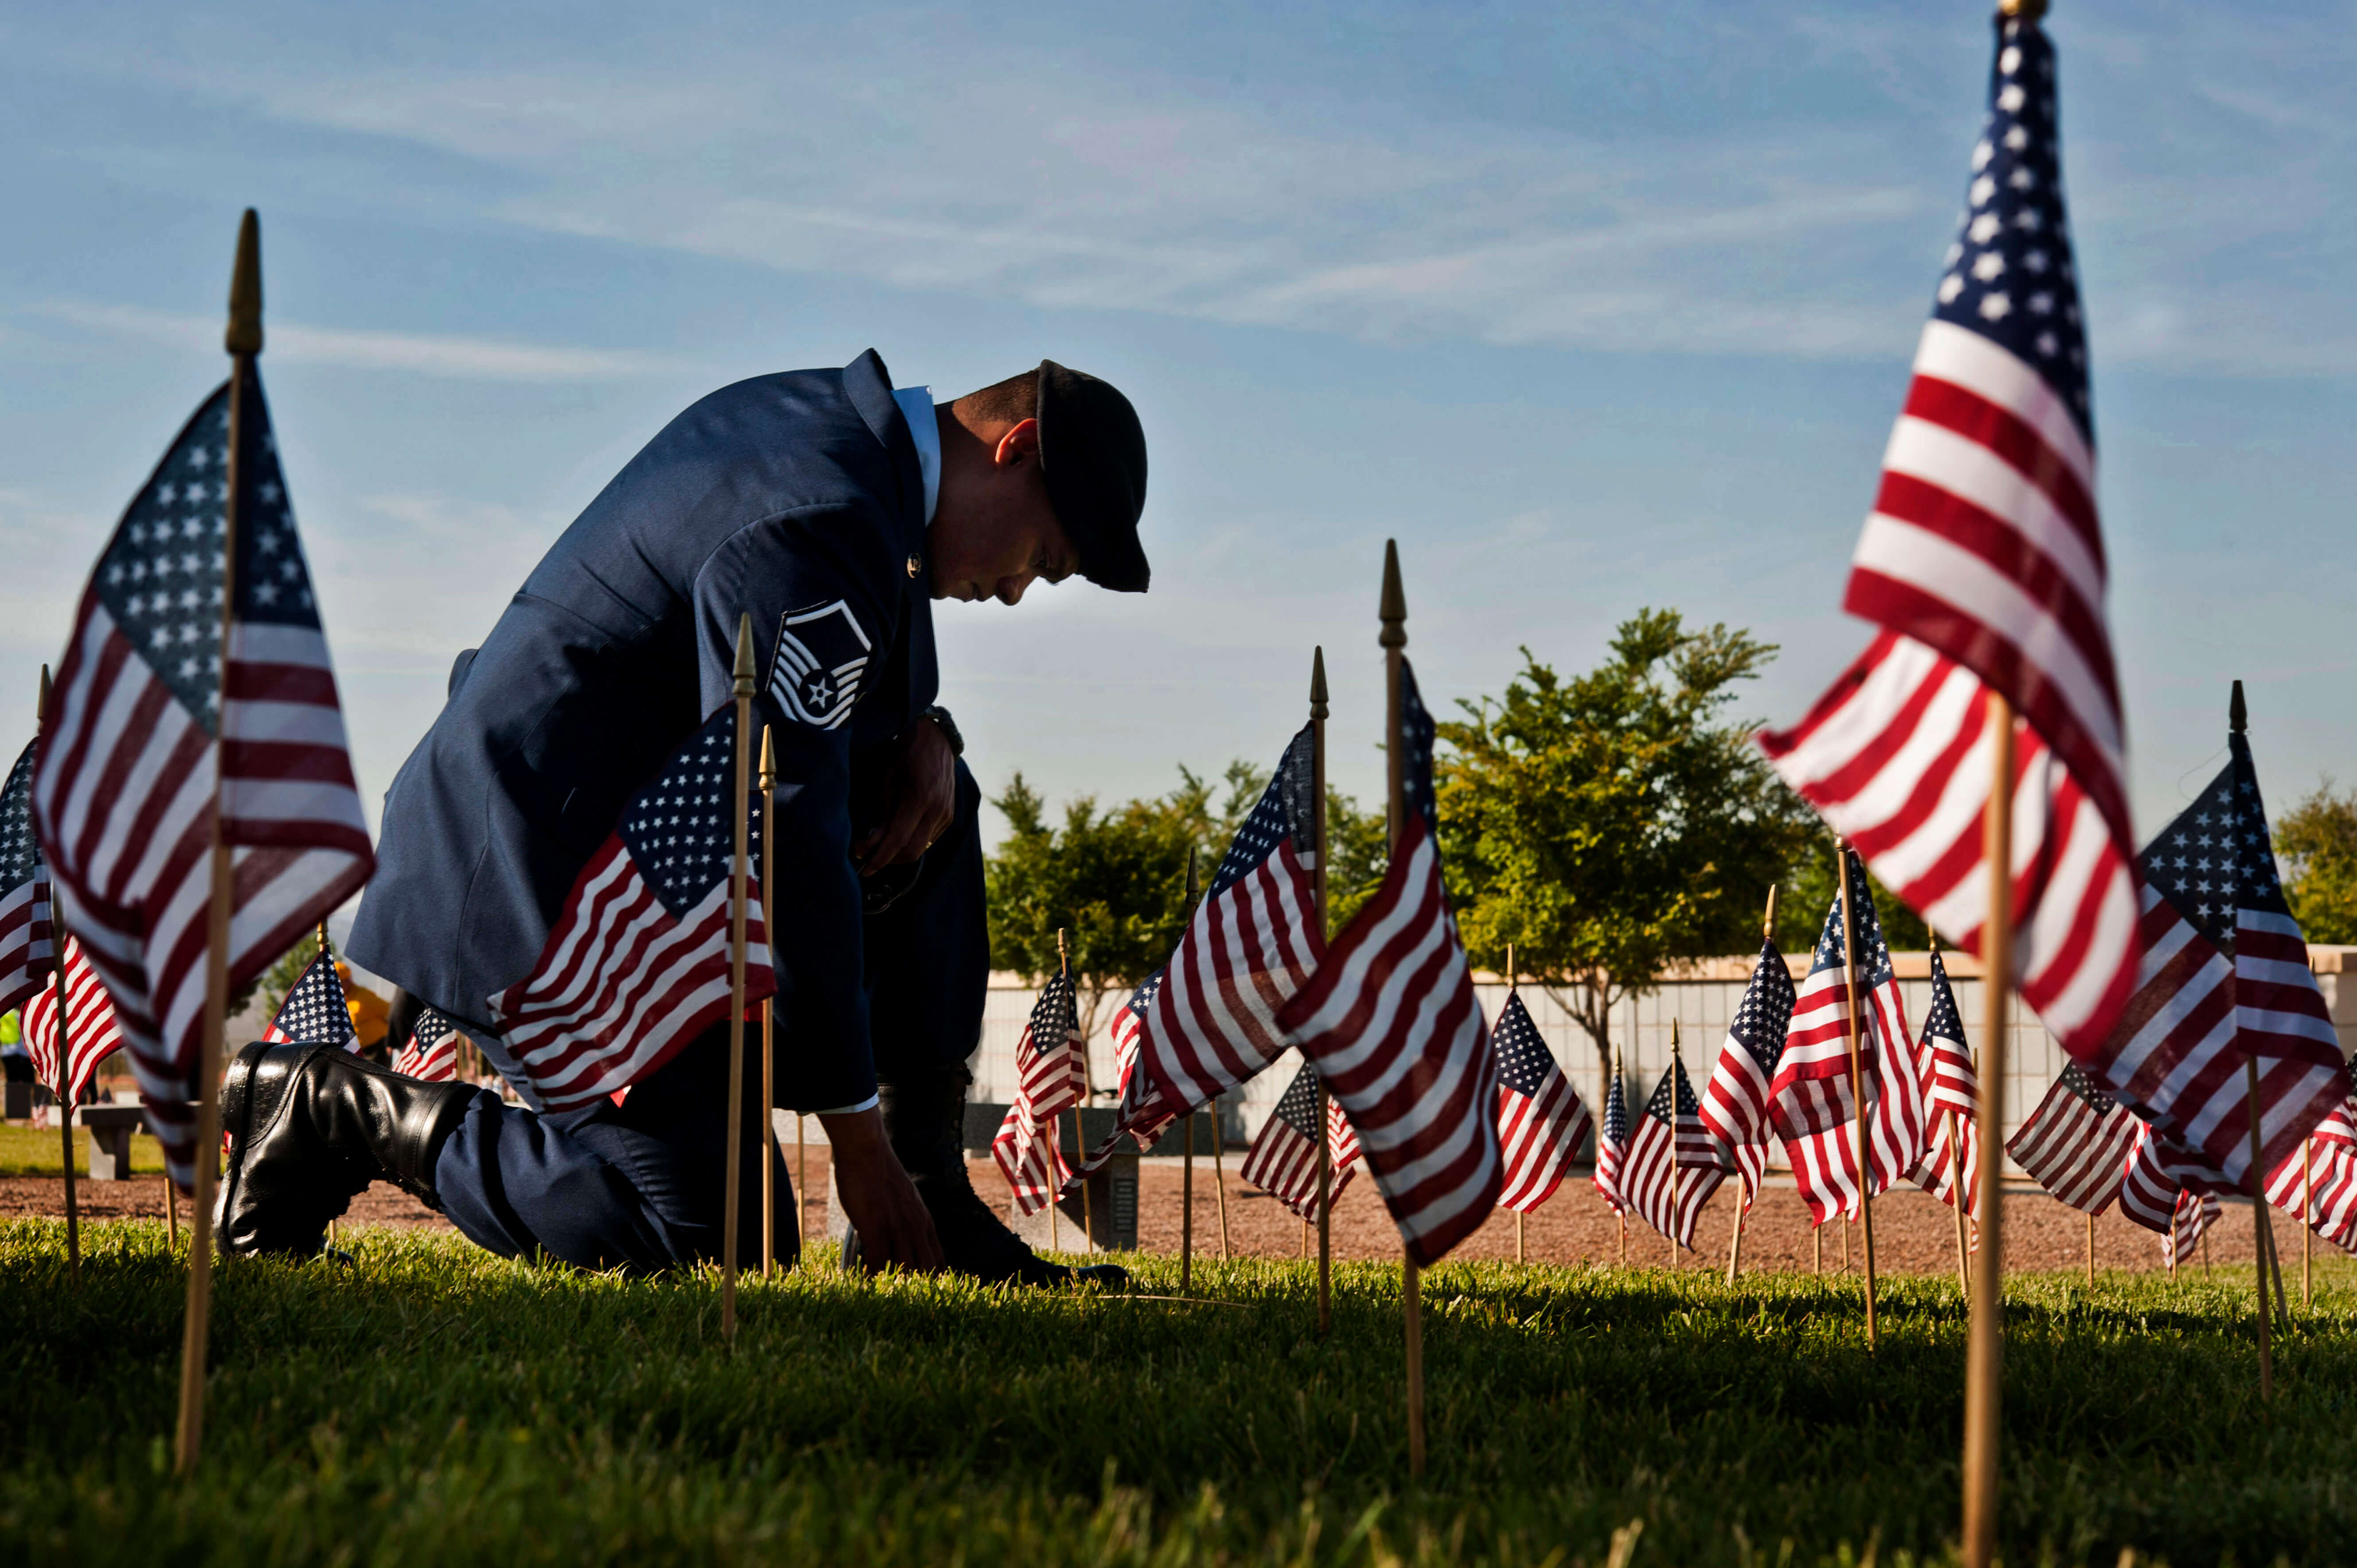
[80,1105,148,1180]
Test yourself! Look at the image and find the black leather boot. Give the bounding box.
[216,1040,480,1258]
[845,1065,1126,1289]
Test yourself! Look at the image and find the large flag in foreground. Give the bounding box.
[1771,854,1925,1223]
[1620,1057,1723,1250]
[1759,16,2138,1075]
[1699,939,1796,1208]
[2098,726,2345,1184]
[1279,662,1502,1265]
[2006,1063,2138,1214]
[1492,990,1591,1213]
[262,952,356,1048]
[0,740,55,1019]
[992,972,1086,1215]
[35,374,373,1184]
[487,704,772,1111]
[23,937,124,1106]
[1240,1060,1362,1221]
[392,1006,462,1083]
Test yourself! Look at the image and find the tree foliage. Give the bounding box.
[2276,780,2357,946]
[1435,609,1819,1065]
[986,763,1383,1042]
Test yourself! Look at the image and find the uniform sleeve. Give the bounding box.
[694,501,902,1112]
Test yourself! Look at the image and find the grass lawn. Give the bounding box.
[0,1122,170,1177]
[1,1221,2349,1567]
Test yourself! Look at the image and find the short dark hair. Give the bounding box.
[954,369,1038,427]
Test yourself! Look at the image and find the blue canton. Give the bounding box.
[0,741,39,901]
[1600,1066,1629,1148]
[1271,1063,1323,1139]
[2136,732,2280,952]
[1645,1059,1700,1126]
[616,704,763,920]
[273,955,355,1046]
[1808,851,1897,989]
[91,375,319,730]
[1923,950,1967,1045]
[1210,724,1314,898]
[1730,939,1796,1073]
[1400,662,1438,828]
[1492,992,1559,1097]
[1932,18,2090,438]
[2058,1060,2117,1117]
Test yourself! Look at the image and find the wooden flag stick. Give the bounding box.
[1728,886,1773,1286]
[759,726,776,1276]
[2303,1137,2313,1308]
[1834,840,1877,1343]
[1508,944,1524,1264]
[37,668,79,1281]
[1947,1109,1971,1296]
[1181,849,1199,1294]
[176,209,263,1473]
[1614,1041,1627,1266]
[166,1176,179,1251]
[1212,1094,1231,1260]
[1310,646,1333,1331]
[1960,689,2016,1568]
[1060,929,1094,1253]
[1381,539,1425,1481]
[2246,1056,2273,1398]
[720,615,756,1343]
[1669,1019,1683,1270]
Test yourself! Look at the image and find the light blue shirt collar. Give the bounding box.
[892,386,941,526]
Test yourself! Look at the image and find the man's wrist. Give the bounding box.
[919,704,963,757]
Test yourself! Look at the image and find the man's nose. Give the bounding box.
[994,574,1035,606]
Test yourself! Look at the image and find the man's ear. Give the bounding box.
[991,417,1041,470]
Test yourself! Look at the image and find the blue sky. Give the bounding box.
[3,0,2352,847]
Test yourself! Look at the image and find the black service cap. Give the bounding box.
[1035,360,1149,593]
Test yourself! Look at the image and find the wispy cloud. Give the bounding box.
[35,302,696,381]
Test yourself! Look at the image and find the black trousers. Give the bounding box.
[432,762,988,1271]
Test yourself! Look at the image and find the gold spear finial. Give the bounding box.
[2230,679,2247,735]
[1058,926,1070,976]
[1310,645,1328,722]
[733,613,757,697]
[226,210,263,357]
[1762,884,1779,941]
[1379,539,1406,652]
[1997,0,2050,19]
[758,723,774,791]
[38,665,51,729]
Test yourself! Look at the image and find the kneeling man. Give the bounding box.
[214,352,1147,1285]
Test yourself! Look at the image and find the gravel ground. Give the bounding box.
[12,1151,2347,1277]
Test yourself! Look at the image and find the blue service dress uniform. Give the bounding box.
[348,350,986,1271]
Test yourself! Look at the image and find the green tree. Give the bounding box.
[1435,609,1818,1067]
[2276,780,2357,945]
[1774,841,1931,956]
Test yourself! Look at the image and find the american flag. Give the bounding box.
[992,971,1085,1215]
[392,1006,462,1083]
[2100,730,2346,1188]
[2116,1117,2229,1238]
[1492,990,1591,1212]
[262,952,356,1048]
[1139,724,1324,1115]
[1910,949,1983,1219]
[1593,1052,1629,1215]
[1064,971,1182,1191]
[2267,1068,2357,1251]
[2163,1188,2223,1269]
[23,936,124,1105]
[2005,1062,2138,1214]
[1619,1056,1724,1250]
[34,373,373,1185]
[1278,661,1502,1266]
[0,739,55,1018]
[1698,939,1796,1209]
[1240,1060,1362,1221]
[1759,15,2139,1079]
[487,703,771,1111]
[1770,854,1925,1223]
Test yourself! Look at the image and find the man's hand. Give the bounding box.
[820,1105,945,1273]
[852,715,957,875]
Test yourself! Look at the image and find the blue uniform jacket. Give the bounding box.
[349,350,933,1111]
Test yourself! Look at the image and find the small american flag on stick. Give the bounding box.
[2116,1118,2229,1239]
[1241,1060,1361,1221]
[1279,660,1502,1267]
[1909,950,1983,1219]
[262,952,356,1048]
[0,738,54,1018]
[992,971,1085,1215]
[23,937,124,1106]
[487,703,771,1111]
[34,369,373,1186]
[2006,1063,2138,1215]
[1698,939,1796,1209]
[1619,1053,1723,1250]
[393,1006,462,1083]
[2266,1070,2357,1251]
[1593,1053,1629,1216]
[1491,990,1590,1213]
